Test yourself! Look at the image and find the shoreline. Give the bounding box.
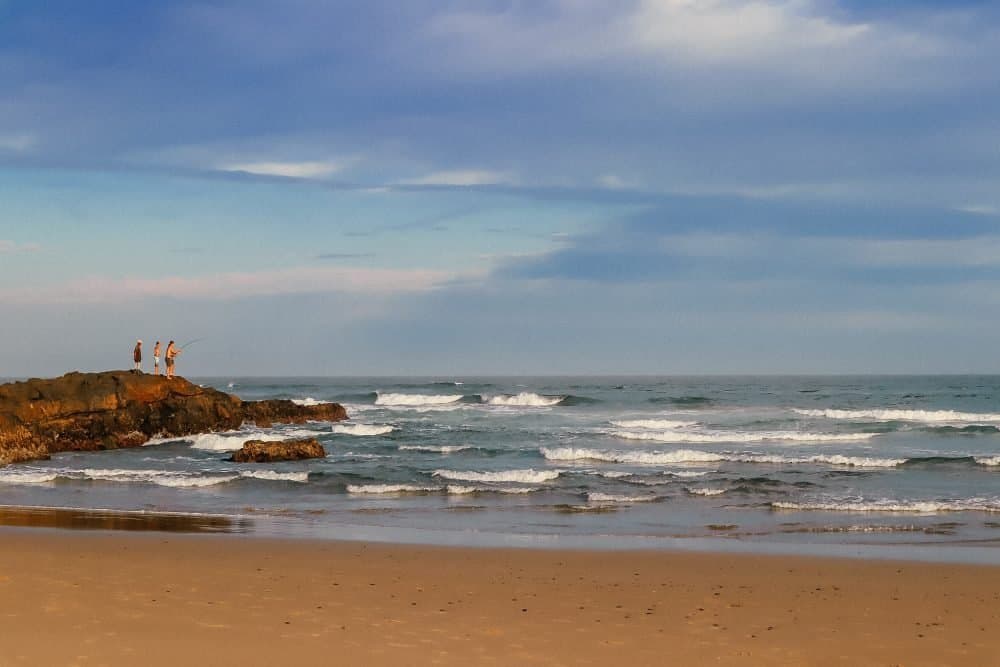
[0,530,997,665]
[2,503,1000,566]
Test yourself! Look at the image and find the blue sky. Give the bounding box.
[2,0,999,375]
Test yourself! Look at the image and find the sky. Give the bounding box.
[2,0,1000,376]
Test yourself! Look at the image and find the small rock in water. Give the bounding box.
[230,438,326,463]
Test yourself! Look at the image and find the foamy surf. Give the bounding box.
[185,432,291,452]
[541,447,904,468]
[795,408,1000,423]
[375,392,463,407]
[976,456,1000,466]
[346,484,441,494]
[399,445,473,453]
[772,499,1000,513]
[612,429,877,444]
[291,397,329,406]
[332,423,395,436]
[686,487,727,496]
[486,392,564,407]
[433,469,560,483]
[446,485,538,495]
[587,492,659,503]
[610,419,698,429]
[239,470,309,483]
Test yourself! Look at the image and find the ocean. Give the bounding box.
[3,376,1000,561]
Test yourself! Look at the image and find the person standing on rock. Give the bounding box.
[165,340,181,379]
[133,340,143,373]
[153,341,162,376]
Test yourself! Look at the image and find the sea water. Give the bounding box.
[3,376,1000,561]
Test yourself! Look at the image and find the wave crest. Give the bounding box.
[332,424,395,436]
[433,469,560,483]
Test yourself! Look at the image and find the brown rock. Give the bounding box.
[229,438,326,463]
[0,371,346,466]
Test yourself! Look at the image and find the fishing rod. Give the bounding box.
[179,337,207,350]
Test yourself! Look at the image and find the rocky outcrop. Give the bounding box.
[0,371,346,466]
[229,438,326,463]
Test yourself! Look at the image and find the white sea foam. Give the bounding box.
[332,424,395,436]
[433,469,560,483]
[686,487,727,496]
[612,429,876,444]
[187,432,289,451]
[375,392,463,407]
[587,492,659,503]
[610,419,698,430]
[0,470,60,484]
[542,447,725,465]
[795,408,1000,423]
[446,485,538,495]
[240,470,309,483]
[540,447,904,468]
[486,392,563,407]
[346,484,441,494]
[150,474,239,488]
[773,499,1000,513]
[399,445,473,453]
[73,468,241,487]
[974,455,1000,466]
[291,397,330,406]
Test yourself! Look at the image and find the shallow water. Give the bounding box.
[3,376,1000,562]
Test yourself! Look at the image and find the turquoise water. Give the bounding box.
[3,376,1000,561]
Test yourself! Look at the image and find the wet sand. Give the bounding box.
[0,530,998,666]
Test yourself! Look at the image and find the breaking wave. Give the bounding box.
[291,397,330,406]
[433,469,560,483]
[186,432,290,452]
[540,447,904,468]
[795,408,1000,423]
[332,424,395,436]
[686,487,727,496]
[239,470,309,483]
[772,499,1000,513]
[346,484,440,494]
[610,419,698,430]
[398,445,473,454]
[486,392,564,407]
[446,485,539,495]
[612,429,877,444]
[587,492,660,503]
[375,392,463,407]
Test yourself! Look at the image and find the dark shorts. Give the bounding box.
[166,358,175,367]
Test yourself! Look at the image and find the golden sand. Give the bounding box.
[0,530,997,666]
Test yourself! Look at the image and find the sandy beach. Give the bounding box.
[0,529,996,666]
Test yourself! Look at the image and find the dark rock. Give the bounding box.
[0,371,347,465]
[229,438,326,463]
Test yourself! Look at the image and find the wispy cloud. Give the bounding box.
[0,266,460,305]
[0,133,35,153]
[399,170,514,187]
[217,160,345,179]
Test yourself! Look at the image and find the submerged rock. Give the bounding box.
[229,438,326,463]
[0,371,346,465]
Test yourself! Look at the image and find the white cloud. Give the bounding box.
[217,160,344,179]
[956,204,999,216]
[0,266,460,305]
[399,169,513,186]
[425,0,953,92]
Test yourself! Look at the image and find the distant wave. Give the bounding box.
[976,455,1000,466]
[331,424,396,436]
[611,429,877,444]
[375,392,463,407]
[486,392,564,407]
[795,408,1000,423]
[541,447,904,468]
[648,396,712,406]
[772,498,1000,514]
[610,419,698,430]
[433,469,560,484]
[0,467,311,487]
[398,444,473,454]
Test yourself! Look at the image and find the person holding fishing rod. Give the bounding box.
[163,338,205,379]
[164,341,180,379]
